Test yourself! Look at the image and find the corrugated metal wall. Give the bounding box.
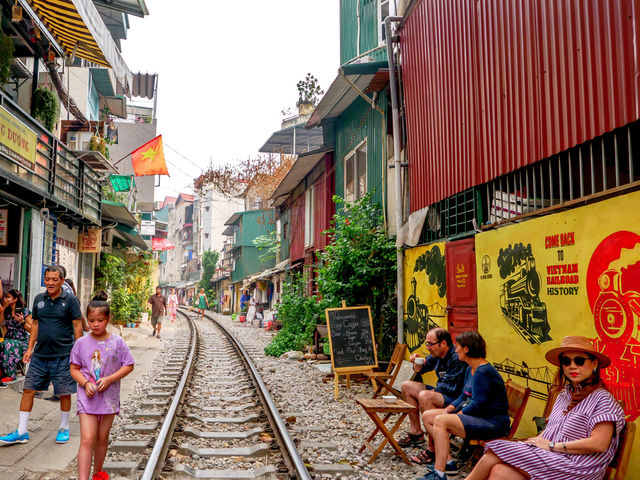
[289,194,305,261]
[238,210,276,246]
[335,95,387,207]
[402,0,640,212]
[313,153,335,250]
[341,0,387,65]
[280,208,291,261]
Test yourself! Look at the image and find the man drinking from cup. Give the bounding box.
[397,328,466,464]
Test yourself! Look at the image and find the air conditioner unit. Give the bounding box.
[68,131,94,151]
[101,229,113,247]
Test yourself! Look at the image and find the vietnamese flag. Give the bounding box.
[131,135,169,176]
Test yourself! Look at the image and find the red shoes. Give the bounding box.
[1,377,14,383]
[92,471,109,480]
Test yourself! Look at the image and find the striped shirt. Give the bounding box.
[485,387,624,480]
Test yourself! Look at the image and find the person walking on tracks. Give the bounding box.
[70,292,134,480]
[197,288,209,319]
[148,286,167,339]
[0,265,84,446]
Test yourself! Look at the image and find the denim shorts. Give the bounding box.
[23,355,77,396]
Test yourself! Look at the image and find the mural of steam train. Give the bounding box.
[594,269,640,343]
[499,256,551,344]
[405,277,442,351]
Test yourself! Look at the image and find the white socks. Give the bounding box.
[60,411,70,430]
[17,411,30,435]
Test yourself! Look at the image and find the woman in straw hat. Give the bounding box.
[463,336,625,480]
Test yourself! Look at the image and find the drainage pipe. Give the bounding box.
[384,15,404,344]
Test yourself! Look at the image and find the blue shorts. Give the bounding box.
[459,414,510,440]
[425,385,457,407]
[23,355,77,396]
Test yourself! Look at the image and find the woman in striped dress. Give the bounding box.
[464,336,625,480]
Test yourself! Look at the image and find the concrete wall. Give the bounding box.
[199,188,243,257]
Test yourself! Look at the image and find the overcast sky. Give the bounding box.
[121,1,340,201]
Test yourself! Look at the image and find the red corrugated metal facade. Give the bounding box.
[401,0,640,212]
[289,194,305,262]
[313,153,335,251]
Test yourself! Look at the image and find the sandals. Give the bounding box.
[411,448,436,465]
[397,432,426,447]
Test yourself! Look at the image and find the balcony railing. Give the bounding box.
[0,91,101,224]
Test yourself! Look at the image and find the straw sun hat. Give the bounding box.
[545,336,611,369]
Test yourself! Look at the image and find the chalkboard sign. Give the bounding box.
[326,305,378,370]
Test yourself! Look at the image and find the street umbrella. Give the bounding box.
[152,238,175,251]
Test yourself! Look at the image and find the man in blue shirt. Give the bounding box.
[397,328,466,451]
[0,265,83,446]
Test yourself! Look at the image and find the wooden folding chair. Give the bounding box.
[365,343,407,398]
[604,416,636,480]
[532,384,562,433]
[465,379,531,460]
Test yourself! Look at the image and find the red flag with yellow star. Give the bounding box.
[131,135,169,176]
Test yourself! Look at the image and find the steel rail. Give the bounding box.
[140,309,197,480]
[193,308,312,480]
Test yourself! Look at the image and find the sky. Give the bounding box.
[121,1,340,201]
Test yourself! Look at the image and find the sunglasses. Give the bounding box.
[560,355,592,367]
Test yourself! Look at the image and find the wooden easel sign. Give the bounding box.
[326,301,378,399]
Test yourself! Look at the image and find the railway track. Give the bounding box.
[103,308,311,480]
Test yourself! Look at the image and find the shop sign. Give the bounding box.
[403,242,448,358]
[0,106,37,172]
[78,228,102,253]
[140,220,155,236]
[475,191,640,422]
[0,209,7,246]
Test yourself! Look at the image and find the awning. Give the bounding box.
[270,147,333,203]
[259,122,324,156]
[94,0,149,17]
[113,224,148,250]
[152,238,174,251]
[110,175,134,192]
[24,0,133,95]
[90,68,115,96]
[222,225,235,236]
[99,95,127,118]
[224,212,243,226]
[307,61,388,128]
[101,200,137,228]
[77,150,117,174]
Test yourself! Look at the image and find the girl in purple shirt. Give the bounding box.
[70,292,135,480]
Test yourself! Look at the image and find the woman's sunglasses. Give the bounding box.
[560,355,592,367]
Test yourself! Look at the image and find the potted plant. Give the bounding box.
[296,73,324,115]
[32,87,59,132]
[0,31,15,87]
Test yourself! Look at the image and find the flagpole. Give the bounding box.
[112,153,131,168]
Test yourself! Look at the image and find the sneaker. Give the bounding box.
[156,335,161,339]
[417,470,447,480]
[0,382,7,389]
[92,471,110,480]
[0,430,30,445]
[55,428,70,444]
[1,376,13,382]
[425,460,458,475]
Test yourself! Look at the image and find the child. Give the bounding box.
[69,292,135,480]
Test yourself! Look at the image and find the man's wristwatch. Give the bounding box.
[548,442,555,451]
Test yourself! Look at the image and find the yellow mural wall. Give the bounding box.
[403,242,448,363]
[476,191,640,478]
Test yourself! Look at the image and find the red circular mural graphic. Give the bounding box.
[586,230,640,421]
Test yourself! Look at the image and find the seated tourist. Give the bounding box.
[463,335,625,480]
[418,331,509,480]
[0,289,32,386]
[398,328,467,454]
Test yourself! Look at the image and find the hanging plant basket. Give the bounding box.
[32,87,60,132]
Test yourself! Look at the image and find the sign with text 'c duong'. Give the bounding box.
[326,305,378,370]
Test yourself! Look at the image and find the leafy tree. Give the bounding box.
[253,230,280,263]
[297,73,324,106]
[199,249,220,303]
[316,192,397,360]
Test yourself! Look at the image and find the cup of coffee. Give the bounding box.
[414,357,425,366]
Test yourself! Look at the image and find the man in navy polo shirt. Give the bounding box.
[0,265,83,446]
